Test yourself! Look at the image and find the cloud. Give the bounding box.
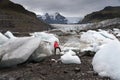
[10,0,120,17]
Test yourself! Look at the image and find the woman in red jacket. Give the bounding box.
[54,41,61,54]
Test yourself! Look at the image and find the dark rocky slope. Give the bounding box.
[80,6,120,24]
[0,0,51,32]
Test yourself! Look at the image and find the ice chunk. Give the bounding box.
[4,31,16,39]
[0,37,41,67]
[92,40,120,80]
[60,50,81,64]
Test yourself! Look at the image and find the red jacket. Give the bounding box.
[54,41,59,48]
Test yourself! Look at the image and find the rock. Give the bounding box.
[87,71,94,74]
[48,29,66,36]
[93,72,98,76]
[63,70,68,73]
[0,76,15,80]
[74,67,81,72]
[80,51,95,57]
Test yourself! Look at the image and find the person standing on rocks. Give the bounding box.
[54,41,61,55]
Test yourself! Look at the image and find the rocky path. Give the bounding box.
[0,55,110,80]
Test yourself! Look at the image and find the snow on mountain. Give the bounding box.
[37,13,82,24]
[37,12,68,24]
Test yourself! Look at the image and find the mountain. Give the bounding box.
[80,6,120,24]
[0,0,51,33]
[38,12,68,24]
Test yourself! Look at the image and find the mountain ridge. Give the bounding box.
[80,6,120,24]
[38,12,82,24]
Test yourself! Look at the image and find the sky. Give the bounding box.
[10,0,120,17]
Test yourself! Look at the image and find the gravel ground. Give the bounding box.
[0,54,111,80]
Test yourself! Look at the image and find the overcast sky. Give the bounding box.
[10,0,120,17]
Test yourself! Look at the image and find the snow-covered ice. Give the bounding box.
[30,32,59,51]
[0,33,9,45]
[62,36,81,53]
[4,31,16,39]
[30,41,53,62]
[60,50,81,64]
[80,30,117,52]
[0,31,59,67]
[51,23,92,32]
[0,37,41,67]
[92,40,120,80]
[0,37,30,59]
[80,30,116,44]
[112,28,120,37]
